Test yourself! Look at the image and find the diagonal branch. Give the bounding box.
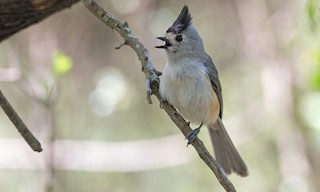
[81,1,236,191]
[0,90,42,152]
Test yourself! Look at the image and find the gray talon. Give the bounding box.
[159,99,166,109]
[185,128,200,146]
[185,122,203,146]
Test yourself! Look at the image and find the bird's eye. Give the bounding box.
[175,35,183,42]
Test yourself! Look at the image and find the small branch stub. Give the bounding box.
[115,40,127,49]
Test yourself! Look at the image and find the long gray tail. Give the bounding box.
[208,118,248,177]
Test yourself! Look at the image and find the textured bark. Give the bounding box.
[0,0,80,42]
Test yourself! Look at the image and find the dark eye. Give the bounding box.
[175,35,183,42]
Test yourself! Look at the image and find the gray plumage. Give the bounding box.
[157,5,248,176]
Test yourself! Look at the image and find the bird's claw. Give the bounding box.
[159,99,166,109]
[185,128,200,146]
[150,75,160,84]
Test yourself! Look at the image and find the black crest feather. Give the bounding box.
[166,5,192,34]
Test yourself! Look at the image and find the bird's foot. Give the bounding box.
[159,99,167,109]
[185,122,203,146]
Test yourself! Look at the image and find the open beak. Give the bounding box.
[155,36,172,49]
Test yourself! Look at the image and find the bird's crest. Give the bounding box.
[166,5,192,34]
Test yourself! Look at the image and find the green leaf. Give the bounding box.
[52,51,73,76]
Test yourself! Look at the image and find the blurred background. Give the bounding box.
[0,0,319,191]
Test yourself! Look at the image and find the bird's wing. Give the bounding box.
[202,54,223,118]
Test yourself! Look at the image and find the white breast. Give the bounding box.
[160,60,220,125]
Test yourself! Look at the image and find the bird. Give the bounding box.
[155,5,248,177]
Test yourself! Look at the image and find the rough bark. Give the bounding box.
[0,0,80,42]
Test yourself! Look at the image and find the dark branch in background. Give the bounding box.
[0,90,42,152]
[81,1,236,191]
[0,0,80,43]
[0,0,81,154]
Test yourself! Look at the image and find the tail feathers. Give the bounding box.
[208,118,248,177]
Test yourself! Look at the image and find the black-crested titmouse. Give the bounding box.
[156,5,248,176]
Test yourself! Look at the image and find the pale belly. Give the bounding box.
[160,63,220,125]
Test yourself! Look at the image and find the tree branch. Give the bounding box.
[0,90,42,152]
[0,0,80,42]
[82,1,237,191]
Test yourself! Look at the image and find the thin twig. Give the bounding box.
[81,1,236,191]
[0,90,42,152]
[115,40,127,49]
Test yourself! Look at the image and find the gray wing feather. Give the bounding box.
[202,54,223,118]
[203,55,248,176]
